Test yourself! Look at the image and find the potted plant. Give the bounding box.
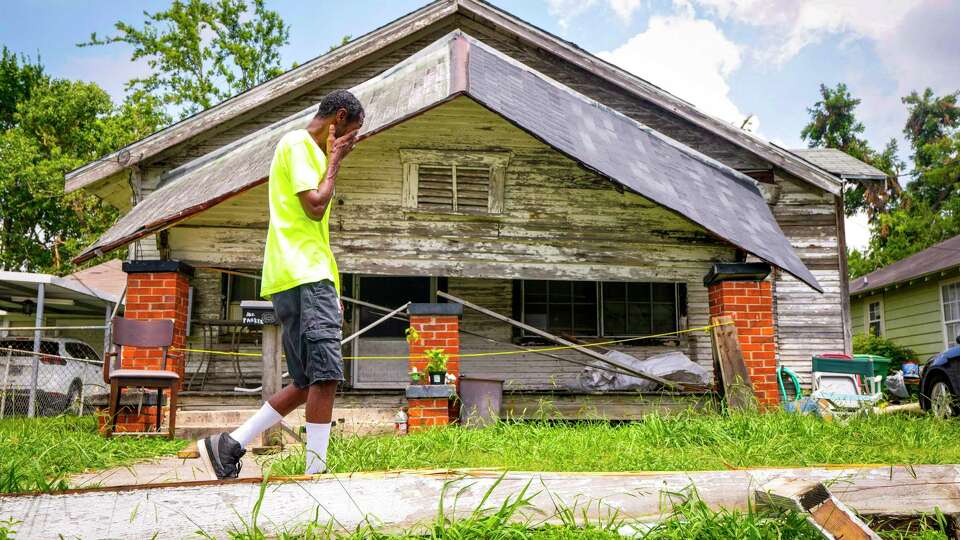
[409,366,422,384]
[424,349,448,385]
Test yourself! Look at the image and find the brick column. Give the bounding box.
[705,263,778,407]
[406,303,462,431]
[100,260,192,433]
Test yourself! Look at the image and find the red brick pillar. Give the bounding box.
[101,260,192,433]
[406,303,462,431]
[705,263,778,407]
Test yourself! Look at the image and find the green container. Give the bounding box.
[812,354,892,382]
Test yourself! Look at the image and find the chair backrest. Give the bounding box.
[108,318,175,375]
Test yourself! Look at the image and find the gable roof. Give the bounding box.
[74,32,821,292]
[851,235,960,295]
[790,148,888,181]
[64,0,841,198]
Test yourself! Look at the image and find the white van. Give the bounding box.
[0,337,105,416]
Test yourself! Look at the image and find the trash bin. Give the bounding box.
[459,376,503,428]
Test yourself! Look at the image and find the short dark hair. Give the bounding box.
[316,89,364,121]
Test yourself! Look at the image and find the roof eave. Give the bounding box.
[63,0,459,195]
[66,0,841,198]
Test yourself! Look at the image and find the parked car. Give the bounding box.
[919,335,960,418]
[0,337,105,416]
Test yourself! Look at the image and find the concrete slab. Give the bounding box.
[69,450,267,488]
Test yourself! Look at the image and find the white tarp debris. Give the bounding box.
[574,350,710,392]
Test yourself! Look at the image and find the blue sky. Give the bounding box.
[2,0,958,249]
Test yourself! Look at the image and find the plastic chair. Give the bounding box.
[102,318,179,438]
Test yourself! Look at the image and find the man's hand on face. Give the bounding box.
[326,124,358,165]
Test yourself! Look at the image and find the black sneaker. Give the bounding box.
[197,433,246,480]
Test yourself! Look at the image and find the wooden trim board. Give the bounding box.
[2,465,958,538]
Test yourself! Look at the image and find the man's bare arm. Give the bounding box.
[298,125,358,220]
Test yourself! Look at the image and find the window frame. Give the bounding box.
[866,298,884,337]
[940,278,960,349]
[399,149,511,215]
[518,279,683,340]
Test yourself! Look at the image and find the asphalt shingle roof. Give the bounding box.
[77,31,820,292]
[851,235,960,295]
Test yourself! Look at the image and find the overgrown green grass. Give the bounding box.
[0,415,185,493]
[267,410,960,476]
[224,477,948,539]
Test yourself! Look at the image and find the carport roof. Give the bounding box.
[0,268,121,317]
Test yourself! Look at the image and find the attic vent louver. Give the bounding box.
[400,149,511,214]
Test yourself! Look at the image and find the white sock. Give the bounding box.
[229,402,283,449]
[305,422,332,474]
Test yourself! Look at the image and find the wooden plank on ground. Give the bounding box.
[711,315,756,410]
[2,465,958,539]
[757,478,881,539]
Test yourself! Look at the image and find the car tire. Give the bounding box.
[926,376,957,419]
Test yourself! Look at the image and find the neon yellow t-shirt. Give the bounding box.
[260,129,340,298]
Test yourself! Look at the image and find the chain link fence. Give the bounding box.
[0,327,109,418]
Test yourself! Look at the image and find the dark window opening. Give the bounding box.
[519,280,684,340]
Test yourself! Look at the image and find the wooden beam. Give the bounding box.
[757,478,881,540]
[437,290,676,388]
[710,315,756,410]
[3,465,957,539]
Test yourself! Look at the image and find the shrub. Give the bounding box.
[852,333,916,372]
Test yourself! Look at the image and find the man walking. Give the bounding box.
[198,90,364,479]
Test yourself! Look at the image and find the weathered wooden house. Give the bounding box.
[66,1,860,426]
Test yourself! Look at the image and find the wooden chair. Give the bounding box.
[102,318,179,438]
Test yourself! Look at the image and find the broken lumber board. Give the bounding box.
[711,315,757,410]
[757,478,881,539]
[3,465,958,539]
[438,290,677,388]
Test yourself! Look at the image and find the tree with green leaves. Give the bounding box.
[0,50,166,272]
[801,83,901,218]
[846,87,960,278]
[80,0,289,118]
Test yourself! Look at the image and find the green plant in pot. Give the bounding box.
[424,349,448,385]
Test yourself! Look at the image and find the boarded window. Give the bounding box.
[867,301,882,336]
[400,150,510,214]
[521,280,683,338]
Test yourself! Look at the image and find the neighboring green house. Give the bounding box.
[850,235,960,360]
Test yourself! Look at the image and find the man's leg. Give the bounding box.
[304,381,338,474]
[198,286,306,480]
[227,385,308,448]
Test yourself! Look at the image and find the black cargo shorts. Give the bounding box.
[270,280,344,387]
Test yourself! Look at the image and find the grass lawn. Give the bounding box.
[266,410,960,476]
[226,479,949,540]
[0,415,185,493]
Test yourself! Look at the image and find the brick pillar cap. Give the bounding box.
[123,260,194,276]
[703,262,771,286]
[406,384,456,398]
[408,303,463,317]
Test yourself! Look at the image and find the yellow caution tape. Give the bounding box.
[171,322,728,361]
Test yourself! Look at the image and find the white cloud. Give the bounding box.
[608,0,644,21]
[546,0,599,30]
[845,212,871,252]
[546,0,646,27]
[597,13,753,127]
[686,0,916,64]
